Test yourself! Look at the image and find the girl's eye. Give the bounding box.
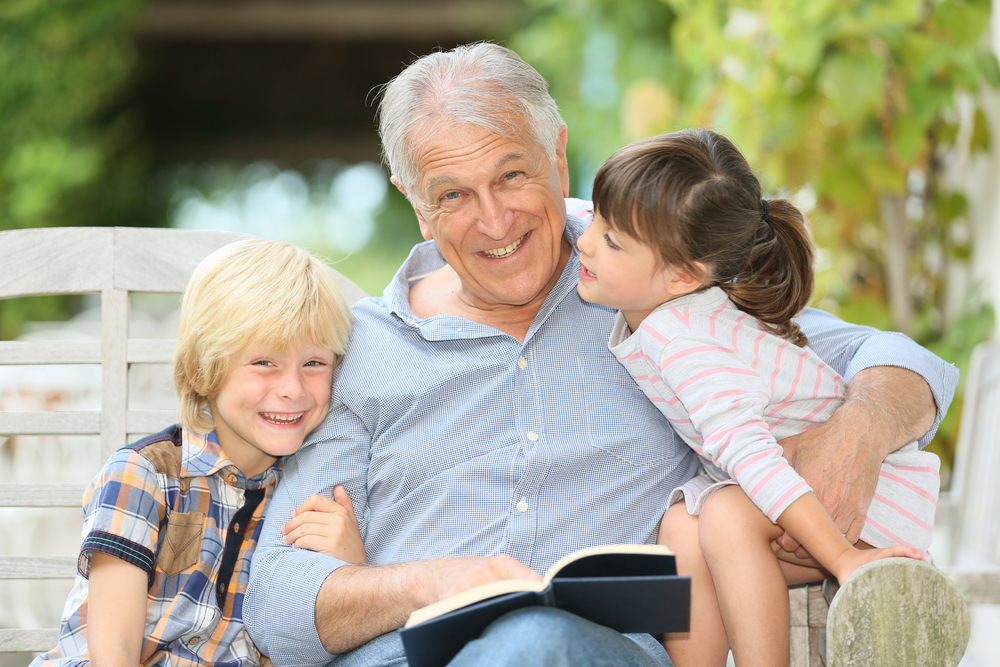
[254,360,274,367]
[304,360,323,367]
[604,234,621,250]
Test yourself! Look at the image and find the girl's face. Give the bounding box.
[576,212,701,331]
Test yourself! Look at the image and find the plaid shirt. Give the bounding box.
[31,425,281,667]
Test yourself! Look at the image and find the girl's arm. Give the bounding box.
[86,552,148,667]
[776,491,924,584]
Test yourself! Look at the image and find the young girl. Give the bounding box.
[575,129,940,667]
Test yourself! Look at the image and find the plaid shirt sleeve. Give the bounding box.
[78,448,167,585]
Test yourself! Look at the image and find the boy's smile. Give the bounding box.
[208,339,335,477]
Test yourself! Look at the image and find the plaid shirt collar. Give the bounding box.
[181,428,281,491]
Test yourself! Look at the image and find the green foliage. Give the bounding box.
[512,0,998,472]
[0,0,149,231]
[0,0,152,339]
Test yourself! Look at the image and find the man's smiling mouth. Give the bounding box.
[483,235,525,258]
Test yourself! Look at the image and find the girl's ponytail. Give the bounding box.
[721,198,814,347]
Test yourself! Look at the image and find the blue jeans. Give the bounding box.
[329,608,673,667]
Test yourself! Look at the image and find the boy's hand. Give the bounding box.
[281,485,367,564]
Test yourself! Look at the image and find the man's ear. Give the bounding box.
[391,176,433,241]
[555,125,570,198]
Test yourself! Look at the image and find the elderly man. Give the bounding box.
[244,44,956,667]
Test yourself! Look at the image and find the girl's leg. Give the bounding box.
[658,502,730,667]
[698,486,795,667]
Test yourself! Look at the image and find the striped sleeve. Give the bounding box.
[78,449,166,585]
[650,330,812,522]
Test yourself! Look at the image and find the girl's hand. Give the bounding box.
[829,544,926,586]
[281,486,367,564]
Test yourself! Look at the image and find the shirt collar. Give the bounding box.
[180,427,281,490]
[383,207,592,341]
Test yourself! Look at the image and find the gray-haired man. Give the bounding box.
[244,43,956,667]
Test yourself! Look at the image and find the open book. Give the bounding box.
[399,544,691,667]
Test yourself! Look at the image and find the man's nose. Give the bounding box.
[475,190,512,240]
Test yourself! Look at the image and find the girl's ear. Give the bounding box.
[669,262,708,296]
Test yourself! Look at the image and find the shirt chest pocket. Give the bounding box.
[157,511,205,577]
[577,355,674,467]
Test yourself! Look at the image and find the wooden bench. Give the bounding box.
[1,226,997,665]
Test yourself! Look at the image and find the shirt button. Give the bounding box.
[218,582,227,595]
[516,497,529,512]
[527,432,538,442]
[517,356,527,369]
[190,636,200,645]
[226,473,237,484]
[232,522,240,533]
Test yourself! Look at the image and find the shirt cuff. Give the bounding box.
[841,331,960,448]
[246,548,348,667]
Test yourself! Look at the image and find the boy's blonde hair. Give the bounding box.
[174,239,352,433]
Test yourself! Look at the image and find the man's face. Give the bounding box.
[400,122,571,309]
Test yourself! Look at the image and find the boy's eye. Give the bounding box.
[604,234,621,250]
[253,360,274,367]
[303,360,324,367]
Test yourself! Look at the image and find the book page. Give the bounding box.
[404,578,548,628]
[543,544,674,584]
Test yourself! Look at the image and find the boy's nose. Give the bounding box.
[277,370,306,399]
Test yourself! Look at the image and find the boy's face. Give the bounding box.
[576,212,699,332]
[208,338,336,477]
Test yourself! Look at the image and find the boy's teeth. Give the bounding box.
[261,412,304,424]
[484,236,524,258]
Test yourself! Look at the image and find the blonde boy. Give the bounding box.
[33,239,357,667]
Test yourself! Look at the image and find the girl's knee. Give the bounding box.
[699,487,776,552]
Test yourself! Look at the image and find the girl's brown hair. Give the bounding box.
[591,128,814,346]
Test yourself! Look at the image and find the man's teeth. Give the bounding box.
[484,236,524,258]
[261,412,304,424]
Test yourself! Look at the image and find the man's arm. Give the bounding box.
[244,403,540,665]
[312,555,539,654]
[778,309,958,549]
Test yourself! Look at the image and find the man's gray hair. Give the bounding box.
[378,43,565,193]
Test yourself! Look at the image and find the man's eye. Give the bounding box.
[604,234,621,250]
[442,191,461,201]
[503,171,521,181]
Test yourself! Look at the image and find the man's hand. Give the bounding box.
[282,486,367,564]
[418,554,542,606]
[777,366,936,555]
[315,554,540,654]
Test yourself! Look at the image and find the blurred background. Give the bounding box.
[2,0,999,664]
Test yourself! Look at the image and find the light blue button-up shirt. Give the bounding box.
[245,208,958,666]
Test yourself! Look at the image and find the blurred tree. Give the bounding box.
[512,0,998,472]
[0,0,150,338]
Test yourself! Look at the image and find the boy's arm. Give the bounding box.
[86,552,148,667]
[781,309,959,548]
